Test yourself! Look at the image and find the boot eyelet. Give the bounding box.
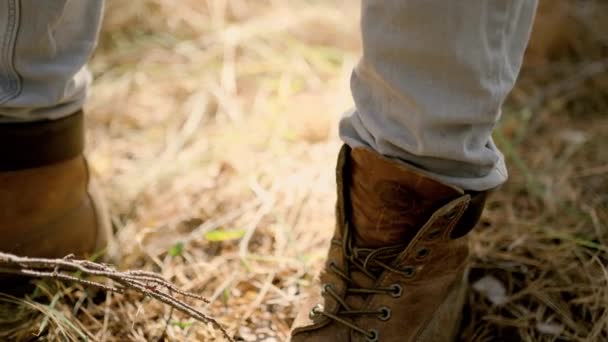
[416,247,430,259]
[402,266,416,278]
[426,229,442,241]
[321,283,334,294]
[377,306,391,321]
[309,303,324,319]
[366,329,379,342]
[389,283,403,298]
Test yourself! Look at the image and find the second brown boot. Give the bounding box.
[290,145,488,341]
[0,112,113,261]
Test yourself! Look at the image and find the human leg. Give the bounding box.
[0,0,103,122]
[0,0,111,260]
[291,1,537,341]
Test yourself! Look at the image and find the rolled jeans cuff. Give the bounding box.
[341,120,509,191]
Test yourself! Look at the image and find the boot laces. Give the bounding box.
[314,222,415,341]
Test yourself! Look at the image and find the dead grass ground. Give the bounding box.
[1,0,607,341]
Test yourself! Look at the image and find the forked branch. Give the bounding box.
[0,252,233,341]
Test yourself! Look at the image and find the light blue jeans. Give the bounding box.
[0,0,537,191]
[0,0,102,122]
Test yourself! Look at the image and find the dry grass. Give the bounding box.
[1,0,607,341]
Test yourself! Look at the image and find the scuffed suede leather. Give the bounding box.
[0,156,112,259]
[349,147,462,247]
[290,145,488,341]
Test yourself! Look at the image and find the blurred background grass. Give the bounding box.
[1,0,607,341]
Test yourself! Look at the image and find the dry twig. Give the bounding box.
[0,252,233,341]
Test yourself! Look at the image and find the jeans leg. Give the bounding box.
[340,0,538,191]
[0,0,104,122]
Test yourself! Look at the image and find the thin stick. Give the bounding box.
[0,252,233,341]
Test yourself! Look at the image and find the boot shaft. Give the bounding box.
[0,111,111,259]
[348,147,463,247]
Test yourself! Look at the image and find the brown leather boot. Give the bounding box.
[0,112,113,260]
[290,146,488,342]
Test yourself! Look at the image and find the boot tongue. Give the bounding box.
[348,148,463,248]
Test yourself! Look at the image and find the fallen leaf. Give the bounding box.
[536,322,564,336]
[472,275,508,306]
[205,228,246,242]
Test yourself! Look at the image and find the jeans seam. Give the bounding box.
[0,0,22,104]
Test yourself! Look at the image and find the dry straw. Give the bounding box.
[1,0,607,341]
